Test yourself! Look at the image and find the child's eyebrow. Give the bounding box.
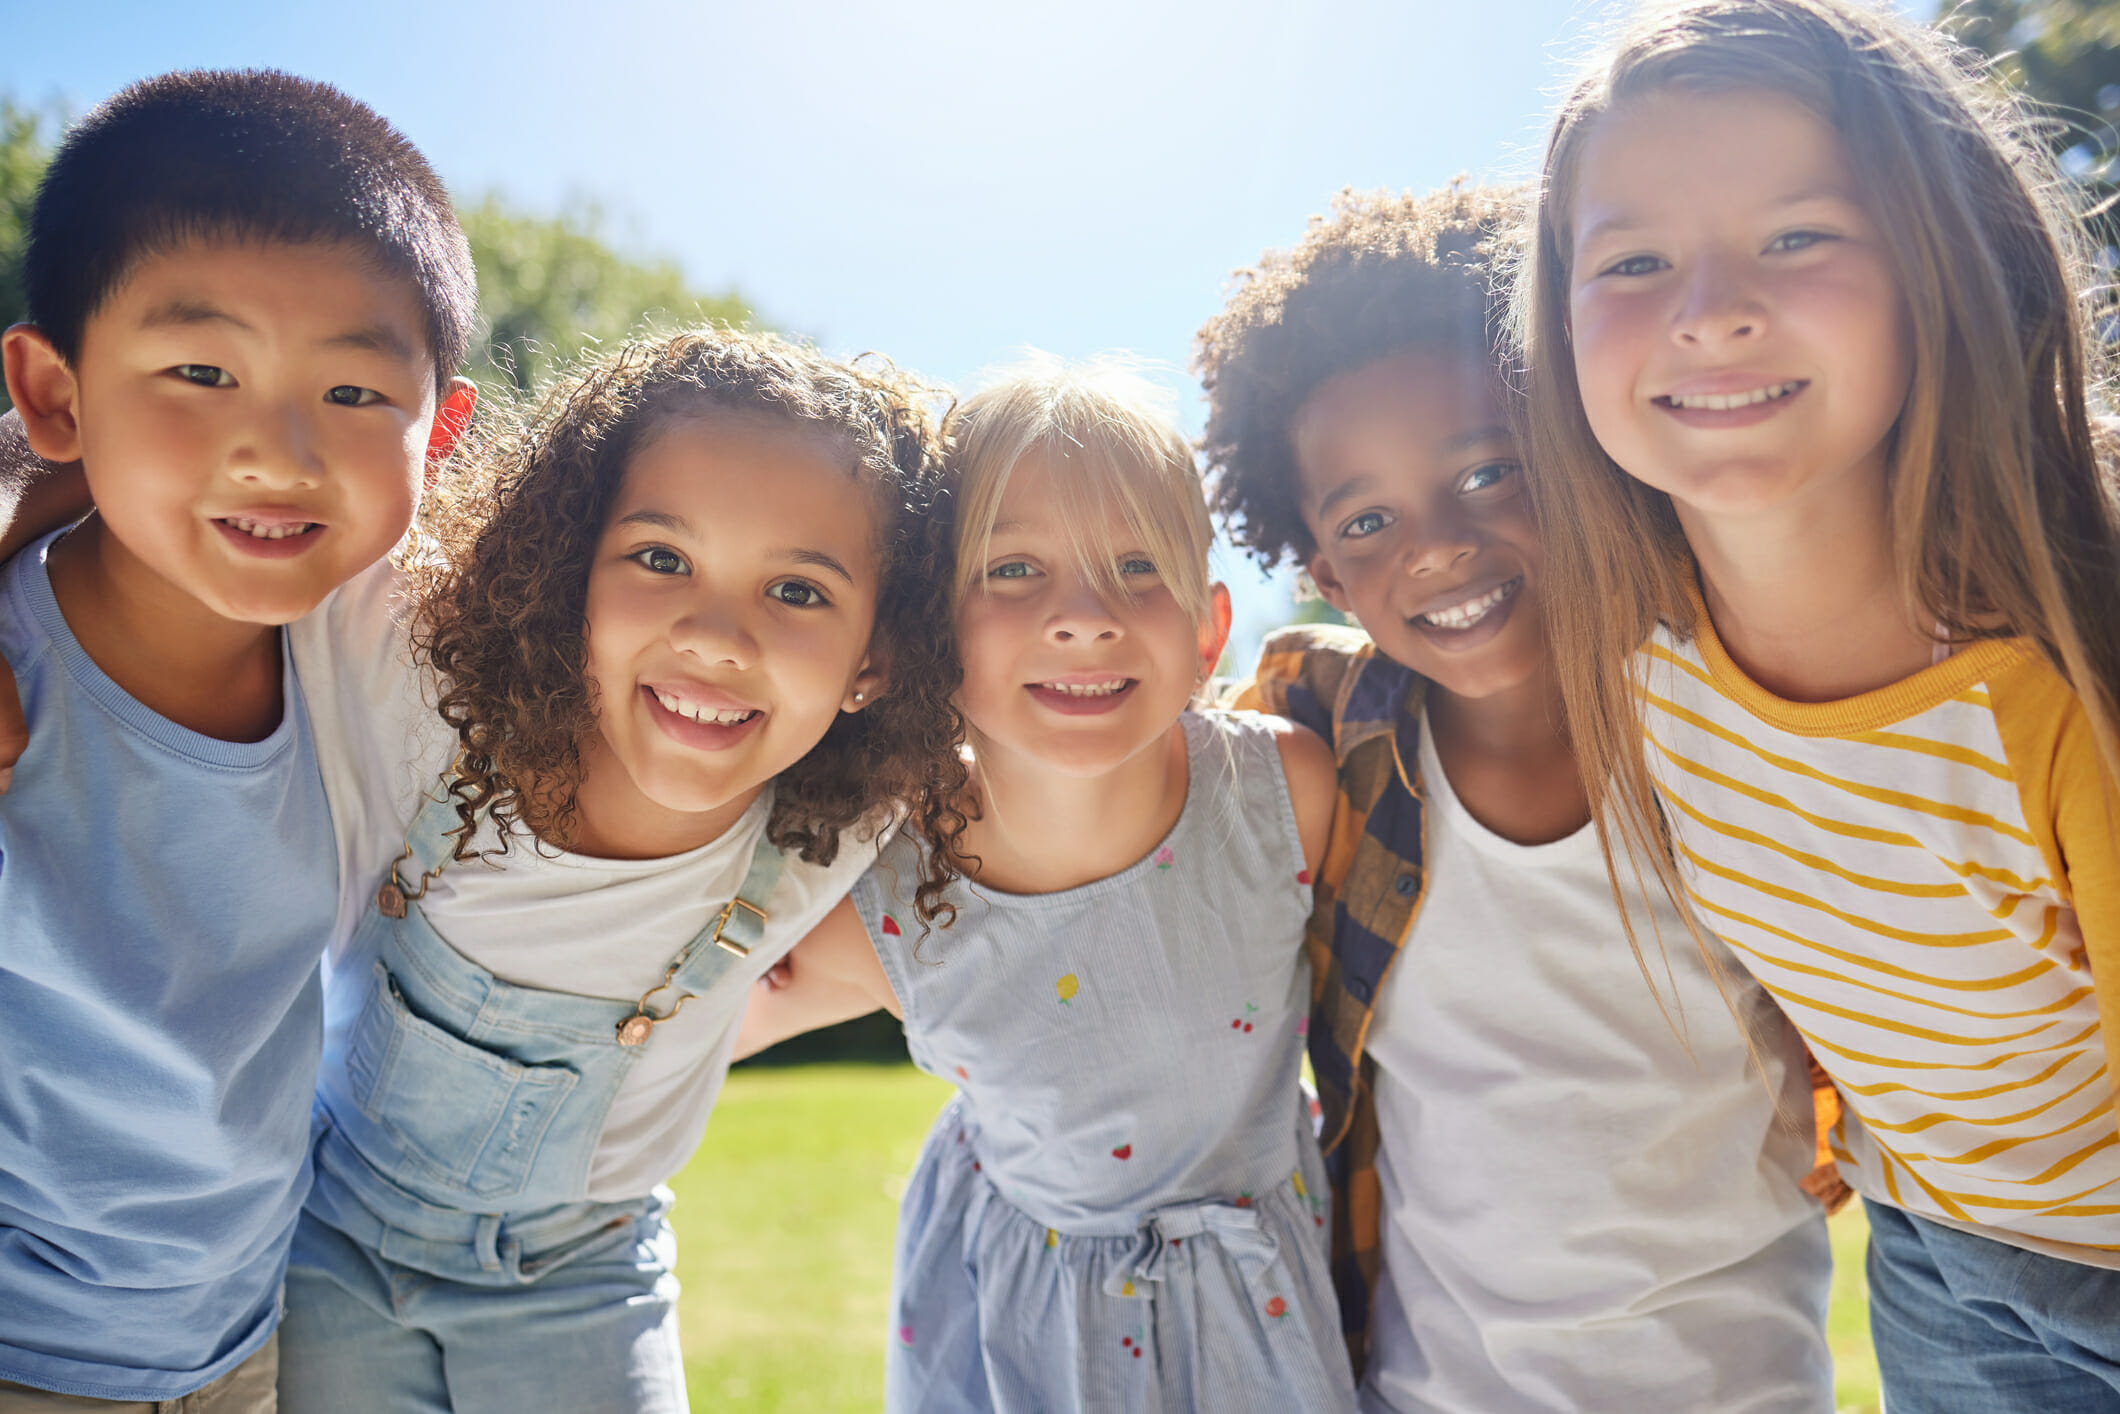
[139,298,249,332]
[614,511,857,587]
[1443,424,1515,454]
[1313,474,1378,520]
[617,509,691,535]
[788,549,855,586]
[321,324,418,363]
[137,299,417,364]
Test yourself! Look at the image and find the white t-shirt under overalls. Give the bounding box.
[291,557,879,1201]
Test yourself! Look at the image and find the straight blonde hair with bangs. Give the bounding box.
[950,355,1214,629]
[1514,0,2120,955]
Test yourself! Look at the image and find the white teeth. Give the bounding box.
[1040,679,1128,697]
[1663,381,1802,411]
[1418,579,1518,631]
[225,516,315,540]
[652,689,757,725]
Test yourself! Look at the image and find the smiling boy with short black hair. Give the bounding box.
[0,70,474,1408]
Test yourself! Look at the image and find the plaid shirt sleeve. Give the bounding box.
[1232,624,1425,1377]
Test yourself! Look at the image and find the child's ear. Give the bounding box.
[2,326,84,464]
[1197,581,1233,682]
[843,655,886,714]
[423,378,479,488]
[1304,553,1357,618]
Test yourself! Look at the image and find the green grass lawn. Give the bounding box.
[672,1063,1885,1412]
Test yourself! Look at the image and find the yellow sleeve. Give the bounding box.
[1996,657,2120,1116]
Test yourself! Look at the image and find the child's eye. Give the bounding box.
[1340,510,1391,540]
[1460,460,1521,494]
[1599,254,1667,278]
[324,385,383,407]
[173,364,234,388]
[1119,556,1157,576]
[630,547,688,576]
[989,560,1038,580]
[769,579,829,608]
[1766,229,1833,254]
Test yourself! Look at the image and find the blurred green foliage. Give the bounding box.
[456,194,752,396]
[1947,0,2120,297]
[0,100,53,363]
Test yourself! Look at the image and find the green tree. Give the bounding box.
[0,102,55,410]
[1945,1,2120,281]
[458,195,753,397]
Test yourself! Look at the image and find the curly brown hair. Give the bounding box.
[1194,184,1526,570]
[413,327,971,925]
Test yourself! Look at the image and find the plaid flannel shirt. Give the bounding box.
[1230,622,1428,1376]
[1232,622,1847,1378]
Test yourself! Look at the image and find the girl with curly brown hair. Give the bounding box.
[259,327,967,1412]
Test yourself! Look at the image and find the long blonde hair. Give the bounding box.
[1516,0,2120,935]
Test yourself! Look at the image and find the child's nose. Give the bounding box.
[1671,255,1765,347]
[1044,577,1124,644]
[229,405,325,491]
[1402,511,1479,578]
[671,599,758,667]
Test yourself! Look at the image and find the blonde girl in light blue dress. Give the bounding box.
[738,357,1355,1414]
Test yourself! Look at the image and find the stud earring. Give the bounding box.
[853,691,866,704]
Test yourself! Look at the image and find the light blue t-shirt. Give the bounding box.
[0,530,335,1400]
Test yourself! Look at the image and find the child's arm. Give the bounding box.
[0,409,91,564]
[1270,717,1338,881]
[732,895,904,1060]
[0,410,81,790]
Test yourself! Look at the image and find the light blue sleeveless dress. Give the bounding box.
[852,710,1355,1414]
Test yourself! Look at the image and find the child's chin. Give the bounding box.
[1378,625,1543,701]
[206,587,333,628]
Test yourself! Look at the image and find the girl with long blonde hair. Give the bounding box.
[1519,0,2120,1405]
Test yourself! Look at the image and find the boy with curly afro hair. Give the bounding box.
[1200,187,1840,1412]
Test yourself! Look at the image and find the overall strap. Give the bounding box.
[404,782,472,877]
[375,780,477,920]
[613,825,791,1046]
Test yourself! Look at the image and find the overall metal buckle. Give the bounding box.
[711,897,769,957]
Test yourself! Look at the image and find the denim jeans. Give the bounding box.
[1865,1198,2120,1413]
[276,1210,684,1414]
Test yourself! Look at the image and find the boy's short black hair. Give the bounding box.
[25,69,476,386]
[1194,184,1525,570]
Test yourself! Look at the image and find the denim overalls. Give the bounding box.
[277,785,784,1414]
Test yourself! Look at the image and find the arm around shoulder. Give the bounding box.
[1269,717,1338,878]
[0,384,94,566]
[732,894,904,1061]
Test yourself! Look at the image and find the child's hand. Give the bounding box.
[732,898,901,1060]
[0,659,18,794]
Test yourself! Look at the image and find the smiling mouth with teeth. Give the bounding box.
[1416,577,1521,631]
[651,689,760,726]
[220,516,319,540]
[1036,679,1131,697]
[1655,381,1804,411]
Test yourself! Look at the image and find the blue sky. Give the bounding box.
[1,0,1612,655]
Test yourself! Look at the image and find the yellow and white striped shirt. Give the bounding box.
[1640,603,2120,1265]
